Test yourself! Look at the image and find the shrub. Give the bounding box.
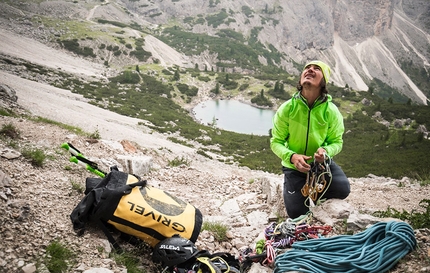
[71,180,85,194]
[88,128,101,140]
[111,251,146,273]
[43,240,76,273]
[109,71,140,84]
[168,156,190,167]
[21,147,46,167]
[373,199,430,229]
[0,108,13,116]
[0,123,20,139]
[202,221,229,242]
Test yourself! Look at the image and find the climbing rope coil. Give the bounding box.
[273,221,417,273]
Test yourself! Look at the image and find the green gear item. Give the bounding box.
[255,239,265,254]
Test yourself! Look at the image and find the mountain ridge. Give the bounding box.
[0,0,428,104]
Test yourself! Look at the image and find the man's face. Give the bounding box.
[300,64,324,87]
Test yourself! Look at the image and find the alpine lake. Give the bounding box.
[192,99,276,136]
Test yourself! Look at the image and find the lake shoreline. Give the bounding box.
[190,97,275,136]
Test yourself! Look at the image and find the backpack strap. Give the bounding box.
[97,219,123,253]
[96,178,147,253]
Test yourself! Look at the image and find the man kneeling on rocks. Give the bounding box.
[270,60,351,219]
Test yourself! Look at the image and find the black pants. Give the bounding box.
[282,161,350,219]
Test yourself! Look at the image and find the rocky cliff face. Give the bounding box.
[122,0,429,104]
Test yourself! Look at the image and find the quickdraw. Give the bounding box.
[301,153,332,205]
[295,224,332,240]
[240,213,332,269]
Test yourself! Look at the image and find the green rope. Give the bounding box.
[274,221,417,273]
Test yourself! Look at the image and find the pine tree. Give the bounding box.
[174,68,180,81]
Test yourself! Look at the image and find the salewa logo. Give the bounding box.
[317,121,326,126]
[159,244,180,251]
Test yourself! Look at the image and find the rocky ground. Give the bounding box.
[1,98,430,273]
[0,2,429,272]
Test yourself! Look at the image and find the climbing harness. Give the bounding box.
[161,251,241,273]
[239,212,332,270]
[301,153,332,207]
[273,221,417,273]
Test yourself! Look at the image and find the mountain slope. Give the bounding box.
[114,0,430,103]
[1,24,430,273]
[0,0,428,104]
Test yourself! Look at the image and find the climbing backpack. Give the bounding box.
[70,168,203,248]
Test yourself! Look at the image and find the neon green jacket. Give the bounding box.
[270,92,344,170]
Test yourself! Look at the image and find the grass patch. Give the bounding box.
[0,107,14,116]
[71,180,85,194]
[111,251,147,273]
[168,156,191,167]
[43,240,76,273]
[88,128,101,139]
[409,169,430,187]
[31,116,88,135]
[21,146,46,167]
[373,199,430,229]
[0,123,20,139]
[202,221,229,242]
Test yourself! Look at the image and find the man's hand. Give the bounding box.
[291,154,312,172]
[314,148,327,163]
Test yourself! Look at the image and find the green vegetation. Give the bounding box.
[177,83,199,97]
[337,94,430,178]
[368,78,410,103]
[21,146,46,167]
[0,123,20,139]
[400,60,430,99]
[1,4,428,271]
[42,240,76,273]
[71,180,85,194]
[111,251,147,273]
[168,156,191,167]
[110,70,141,84]
[202,221,229,242]
[6,53,430,180]
[97,19,128,28]
[268,80,291,101]
[88,128,101,140]
[373,199,430,229]
[58,39,96,58]
[0,108,14,116]
[155,26,284,73]
[242,6,254,18]
[31,117,89,136]
[130,38,152,62]
[206,10,229,28]
[251,89,273,107]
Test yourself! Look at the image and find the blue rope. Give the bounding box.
[274,221,417,273]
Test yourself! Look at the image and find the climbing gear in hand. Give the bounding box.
[301,153,332,205]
